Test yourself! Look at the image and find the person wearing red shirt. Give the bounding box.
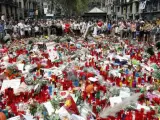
[65,21,71,34]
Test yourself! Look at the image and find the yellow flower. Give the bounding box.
[65,100,71,107]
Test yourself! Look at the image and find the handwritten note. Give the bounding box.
[1,79,21,92]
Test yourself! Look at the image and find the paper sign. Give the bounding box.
[42,68,62,77]
[17,63,24,71]
[8,116,21,120]
[88,77,98,82]
[109,97,122,107]
[47,45,59,62]
[43,101,54,116]
[137,104,150,111]
[119,90,130,99]
[1,79,21,92]
[109,70,121,77]
[22,115,34,120]
[70,94,78,103]
[46,42,55,46]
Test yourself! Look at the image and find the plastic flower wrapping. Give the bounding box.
[0,36,160,120]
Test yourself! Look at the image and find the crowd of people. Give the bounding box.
[0,18,160,43]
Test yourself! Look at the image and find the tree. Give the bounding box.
[47,0,89,16]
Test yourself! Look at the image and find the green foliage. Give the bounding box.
[48,0,89,15]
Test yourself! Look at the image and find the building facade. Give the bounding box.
[119,0,140,20]
[105,0,160,20]
[141,0,160,20]
[0,0,40,20]
[0,0,18,19]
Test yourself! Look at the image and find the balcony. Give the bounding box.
[113,0,120,6]
[120,0,133,5]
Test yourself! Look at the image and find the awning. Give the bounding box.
[88,7,106,13]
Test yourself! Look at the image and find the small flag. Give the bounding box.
[139,1,147,10]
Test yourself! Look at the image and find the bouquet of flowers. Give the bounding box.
[4,64,21,79]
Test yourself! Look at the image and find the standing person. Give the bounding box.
[107,21,112,35]
[55,20,63,36]
[31,21,35,37]
[115,24,120,37]
[12,21,19,34]
[24,22,29,38]
[0,20,4,43]
[64,20,71,35]
[127,20,131,38]
[43,21,48,36]
[155,24,160,42]
[18,20,25,38]
[151,23,157,43]
[102,21,107,34]
[80,21,87,35]
[131,21,136,40]
[27,22,31,37]
[144,21,152,42]
[34,23,40,37]
[139,21,144,41]
[4,21,12,35]
[47,20,52,36]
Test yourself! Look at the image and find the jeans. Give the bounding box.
[132,32,136,39]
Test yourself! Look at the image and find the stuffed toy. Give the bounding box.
[0,112,6,120]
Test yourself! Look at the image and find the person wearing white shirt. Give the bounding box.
[24,22,28,37]
[12,22,18,33]
[27,23,31,37]
[34,24,39,37]
[18,20,25,38]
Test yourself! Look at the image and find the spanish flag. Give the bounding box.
[64,95,79,115]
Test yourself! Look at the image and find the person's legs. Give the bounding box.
[132,32,136,39]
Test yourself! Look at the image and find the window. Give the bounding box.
[130,5,132,13]
[136,2,139,12]
[158,1,160,10]
[0,5,1,14]
[118,7,120,12]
